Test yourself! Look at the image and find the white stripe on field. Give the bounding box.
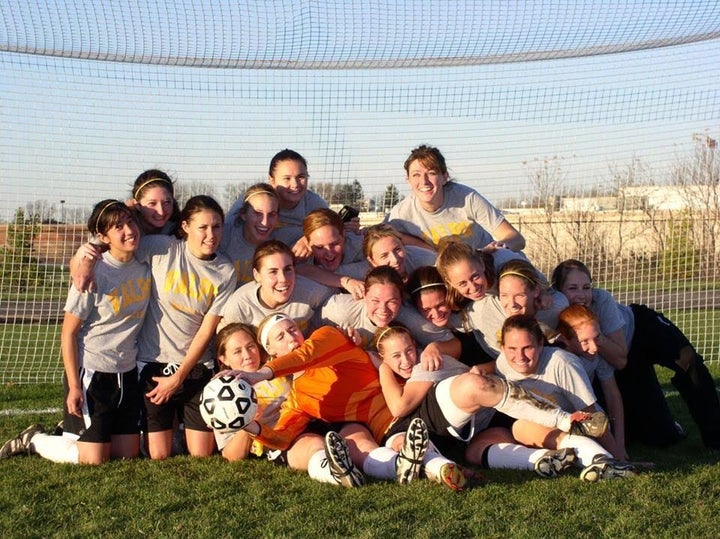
[0,407,62,416]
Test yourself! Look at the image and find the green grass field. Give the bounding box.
[2,373,720,538]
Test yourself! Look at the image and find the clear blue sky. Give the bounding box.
[1,1,719,221]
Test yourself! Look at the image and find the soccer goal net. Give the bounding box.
[1,0,719,383]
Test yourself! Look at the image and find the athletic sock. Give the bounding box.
[557,434,610,467]
[422,443,453,480]
[495,381,571,430]
[362,446,397,480]
[485,442,546,471]
[306,449,338,485]
[31,433,79,464]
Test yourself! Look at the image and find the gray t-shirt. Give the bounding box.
[496,346,597,412]
[135,235,236,368]
[407,354,469,384]
[386,182,504,249]
[219,220,257,286]
[221,275,332,333]
[314,293,455,349]
[64,252,151,373]
[590,288,635,345]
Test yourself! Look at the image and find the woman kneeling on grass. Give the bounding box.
[1,200,151,464]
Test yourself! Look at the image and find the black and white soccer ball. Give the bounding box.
[200,375,258,432]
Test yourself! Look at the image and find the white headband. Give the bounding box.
[259,313,293,350]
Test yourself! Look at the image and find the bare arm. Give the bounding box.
[492,219,526,252]
[378,363,432,417]
[397,232,436,252]
[598,328,628,370]
[295,264,364,299]
[60,313,84,417]
[600,377,627,459]
[68,243,104,292]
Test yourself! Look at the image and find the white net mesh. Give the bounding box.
[1,0,719,383]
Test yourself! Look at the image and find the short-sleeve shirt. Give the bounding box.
[495,346,597,412]
[64,253,151,373]
[386,182,504,249]
[462,295,507,358]
[135,235,237,368]
[221,275,332,334]
[219,221,257,286]
[314,294,455,349]
[406,354,469,384]
[590,288,635,345]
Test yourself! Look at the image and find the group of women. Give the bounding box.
[3,145,719,491]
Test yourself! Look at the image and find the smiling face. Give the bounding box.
[379,333,418,380]
[416,288,451,327]
[219,329,262,372]
[241,193,279,245]
[308,224,345,271]
[254,252,295,309]
[269,159,308,210]
[499,275,539,317]
[136,185,174,232]
[181,209,223,260]
[558,268,593,307]
[406,158,448,212]
[99,210,141,262]
[501,327,542,376]
[264,318,305,357]
[444,258,488,302]
[367,236,407,276]
[564,320,602,359]
[365,282,403,327]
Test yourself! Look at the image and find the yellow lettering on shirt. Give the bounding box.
[424,221,474,246]
[234,259,253,285]
[164,270,218,304]
[108,277,152,314]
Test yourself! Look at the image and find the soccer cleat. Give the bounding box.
[570,411,609,438]
[0,423,45,459]
[534,447,577,478]
[395,417,429,484]
[437,462,467,491]
[323,431,366,488]
[52,420,65,436]
[579,454,637,482]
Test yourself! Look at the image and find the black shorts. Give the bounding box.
[63,367,141,443]
[140,362,213,433]
[628,303,693,370]
[383,383,477,443]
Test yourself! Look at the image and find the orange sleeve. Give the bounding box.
[267,326,362,378]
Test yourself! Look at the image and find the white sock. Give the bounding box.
[31,433,79,464]
[558,434,611,467]
[306,449,338,485]
[362,446,397,480]
[486,443,547,471]
[420,441,449,476]
[496,381,570,430]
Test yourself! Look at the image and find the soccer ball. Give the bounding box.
[200,375,258,432]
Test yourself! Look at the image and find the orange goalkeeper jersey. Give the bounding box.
[254,326,395,450]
